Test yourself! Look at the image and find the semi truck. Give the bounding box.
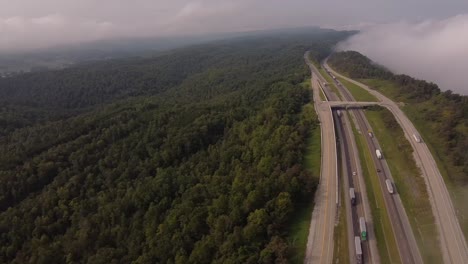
[355,236,363,264]
[386,179,394,194]
[349,188,356,205]
[413,133,421,143]
[359,217,367,241]
[376,149,382,159]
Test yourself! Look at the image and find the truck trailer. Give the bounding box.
[359,217,367,241]
[375,149,382,159]
[413,133,421,143]
[386,179,394,194]
[355,236,363,264]
[350,188,356,205]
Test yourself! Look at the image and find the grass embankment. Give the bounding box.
[360,78,468,238]
[365,107,443,264]
[338,77,378,102]
[404,105,468,238]
[350,115,400,264]
[288,104,321,264]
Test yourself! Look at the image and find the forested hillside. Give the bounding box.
[0,30,351,263]
[329,51,467,185]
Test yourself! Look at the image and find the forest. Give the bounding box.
[0,30,352,263]
[329,51,468,184]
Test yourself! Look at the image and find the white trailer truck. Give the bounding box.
[386,179,394,194]
[355,236,363,264]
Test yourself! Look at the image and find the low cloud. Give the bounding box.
[0,14,115,53]
[338,14,468,95]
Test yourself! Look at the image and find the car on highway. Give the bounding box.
[352,171,357,176]
[377,169,381,173]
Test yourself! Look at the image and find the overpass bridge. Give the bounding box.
[324,101,386,109]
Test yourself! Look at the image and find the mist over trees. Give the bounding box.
[337,15,468,95]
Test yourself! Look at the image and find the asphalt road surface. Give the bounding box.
[325,61,468,264]
[303,53,337,264]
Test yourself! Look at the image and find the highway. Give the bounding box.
[323,63,423,264]
[303,53,337,264]
[319,67,380,264]
[324,61,468,264]
[304,52,380,264]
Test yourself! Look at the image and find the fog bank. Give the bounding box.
[338,14,468,95]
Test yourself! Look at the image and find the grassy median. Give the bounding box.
[338,77,378,102]
[318,67,343,100]
[333,181,350,264]
[350,114,400,264]
[365,107,443,264]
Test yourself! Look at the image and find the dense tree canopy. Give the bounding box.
[0,30,352,263]
[329,51,468,184]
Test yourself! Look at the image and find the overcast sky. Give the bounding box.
[2,0,468,53]
[2,0,468,93]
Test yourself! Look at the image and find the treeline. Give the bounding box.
[0,30,351,263]
[329,51,468,184]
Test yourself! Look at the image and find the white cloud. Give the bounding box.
[338,14,468,95]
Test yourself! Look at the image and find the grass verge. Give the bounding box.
[350,116,400,264]
[333,183,350,264]
[288,104,321,264]
[319,87,326,101]
[365,107,443,264]
[318,67,343,100]
[338,77,378,102]
[404,105,468,239]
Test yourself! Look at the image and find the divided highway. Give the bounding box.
[304,53,380,264]
[317,64,379,264]
[324,60,468,264]
[324,65,423,264]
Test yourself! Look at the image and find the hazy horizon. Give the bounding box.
[2,0,468,54]
[1,0,468,94]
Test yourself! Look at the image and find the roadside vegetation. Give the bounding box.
[329,51,468,238]
[287,103,322,264]
[350,115,400,264]
[365,106,442,264]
